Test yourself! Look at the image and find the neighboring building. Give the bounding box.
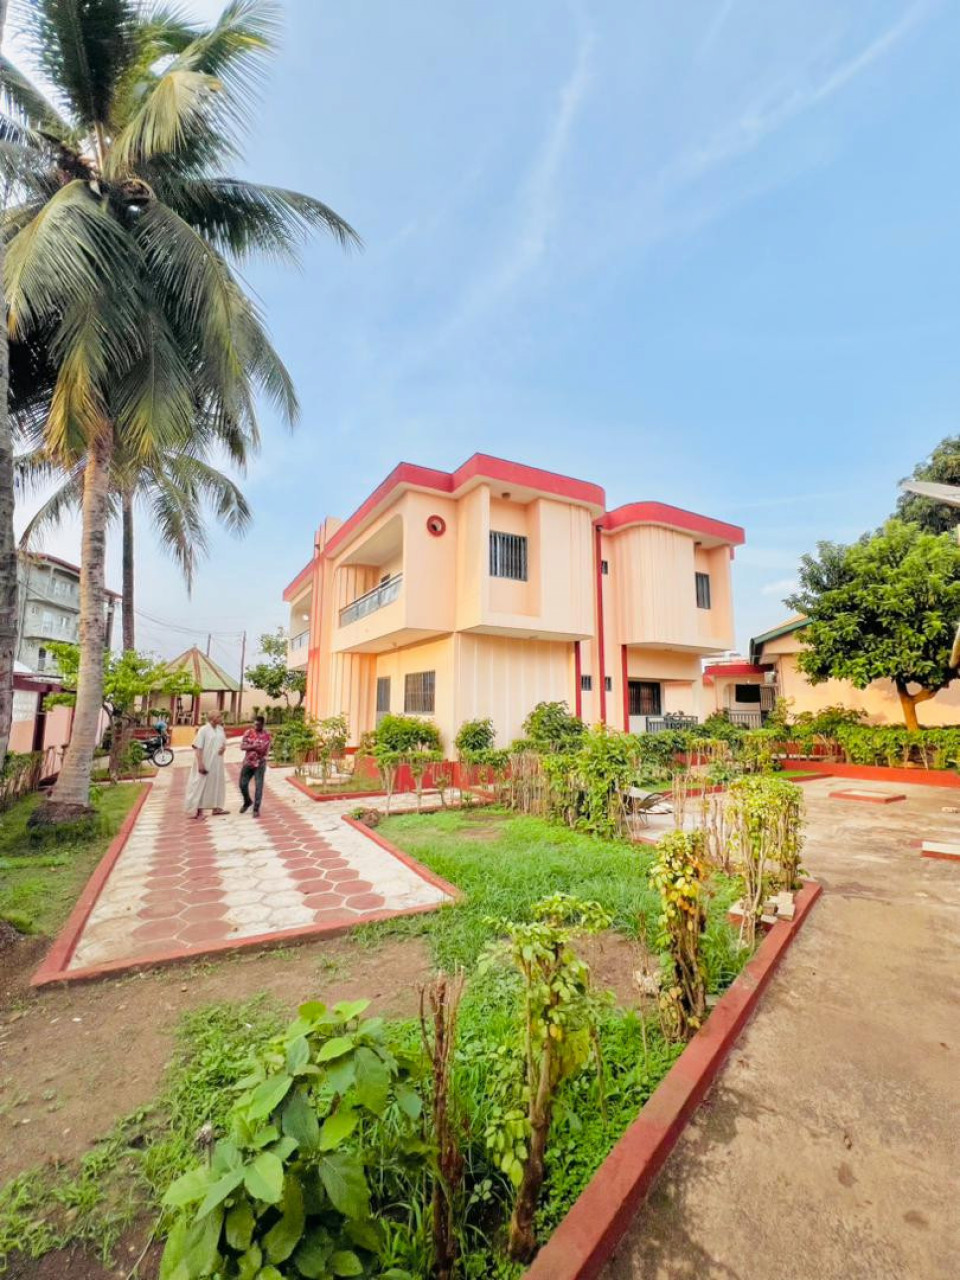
[15,552,119,674]
[705,614,960,726]
[283,454,745,749]
[9,661,74,777]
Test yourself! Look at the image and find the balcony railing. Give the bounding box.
[728,710,764,729]
[339,574,403,628]
[643,714,699,734]
[290,630,310,650]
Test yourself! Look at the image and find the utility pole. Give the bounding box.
[205,632,211,657]
[238,630,246,720]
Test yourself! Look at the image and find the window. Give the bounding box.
[404,670,435,714]
[376,676,391,725]
[601,560,609,575]
[489,531,528,581]
[37,647,46,672]
[605,676,613,693]
[695,572,711,609]
[628,681,661,717]
[580,674,593,692]
[41,610,54,636]
[734,683,762,705]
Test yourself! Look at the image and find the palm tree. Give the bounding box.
[16,433,253,653]
[0,0,15,775]
[1,0,358,820]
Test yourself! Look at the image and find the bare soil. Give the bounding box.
[0,932,432,1186]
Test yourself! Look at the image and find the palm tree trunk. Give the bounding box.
[0,0,15,776]
[41,430,114,819]
[121,488,135,652]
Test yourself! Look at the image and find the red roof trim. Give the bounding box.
[282,558,315,602]
[599,502,745,546]
[703,662,770,680]
[321,454,607,561]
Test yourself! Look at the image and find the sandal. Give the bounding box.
[211,808,229,816]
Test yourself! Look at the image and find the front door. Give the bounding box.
[628,680,661,733]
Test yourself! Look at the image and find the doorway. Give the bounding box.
[628,680,661,733]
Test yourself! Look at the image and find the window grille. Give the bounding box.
[601,560,609,575]
[628,681,662,717]
[580,674,593,692]
[695,572,712,610]
[404,670,436,714]
[489,531,528,581]
[605,676,613,692]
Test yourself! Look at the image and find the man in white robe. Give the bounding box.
[184,711,228,817]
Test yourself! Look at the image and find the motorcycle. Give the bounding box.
[143,733,175,768]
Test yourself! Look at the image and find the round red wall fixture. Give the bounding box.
[426,515,446,537]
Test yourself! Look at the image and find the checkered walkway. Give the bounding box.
[67,760,449,972]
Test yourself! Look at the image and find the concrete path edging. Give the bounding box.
[523,881,823,1280]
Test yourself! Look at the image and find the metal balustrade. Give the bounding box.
[338,574,403,627]
[289,630,310,650]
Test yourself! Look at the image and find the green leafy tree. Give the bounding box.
[2,0,358,820]
[786,520,960,729]
[245,628,307,708]
[46,642,198,779]
[896,435,960,534]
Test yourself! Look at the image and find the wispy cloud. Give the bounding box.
[671,1,932,186]
[695,0,737,60]
[443,0,596,333]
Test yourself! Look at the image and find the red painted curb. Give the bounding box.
[523,880,822,1280]
[829,789,906,804]
[921,849,960,863]
[786,760,960,789]
[286,775,388,803]
[35,901,449,987]
[31,783,153,987]
[342,815,464,900]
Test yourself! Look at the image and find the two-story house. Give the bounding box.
[283,455,745,748]
[16,552,119,674]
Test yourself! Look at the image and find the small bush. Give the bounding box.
[454,717,495,759]
[522,701,585,753]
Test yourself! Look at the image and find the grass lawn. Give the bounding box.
[0,804,752,1277]
[366,807,746,987]
[0,784,142,936]
[297,772,384,792]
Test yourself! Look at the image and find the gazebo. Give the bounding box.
[161,647,241,727]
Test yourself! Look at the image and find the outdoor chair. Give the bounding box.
[618,786,673,828]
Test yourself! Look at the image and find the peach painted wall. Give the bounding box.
[455,633,575,747]
[607,527,733,653]
[773,651,960,727]
[374,637,456,747]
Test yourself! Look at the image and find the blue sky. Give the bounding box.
[13,0,960,675]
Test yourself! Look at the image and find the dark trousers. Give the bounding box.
[240,761,266,811]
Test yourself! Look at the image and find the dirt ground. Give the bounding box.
[605,778,960,1280]
[0,931,432,1185]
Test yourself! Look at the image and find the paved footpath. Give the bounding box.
[605,778,960,1280]
[68,758,449,974]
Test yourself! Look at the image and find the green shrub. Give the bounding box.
[160,998,424,1280]
[374,714,442,754]
[522,701,585,753]
[454,717,495,759]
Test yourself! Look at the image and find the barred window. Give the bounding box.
[601,560,609,575]
[404,670,436,714]
[376,676,391,725]
[490,531,528,581]
[605,676,613,692]
[695,572,711,610]
[580,674,593,692]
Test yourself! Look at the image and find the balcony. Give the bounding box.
[339,575,403,628]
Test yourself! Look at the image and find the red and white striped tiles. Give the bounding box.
[68,761,449,972]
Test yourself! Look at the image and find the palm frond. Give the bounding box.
[107,66,223,171]
[0,56,73,136]
[161,452,252,534]
[110,294,196,459]
[21,0,138,136]
[154,175,361,261]
[5,180,135,337]
[16,464,86,549]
